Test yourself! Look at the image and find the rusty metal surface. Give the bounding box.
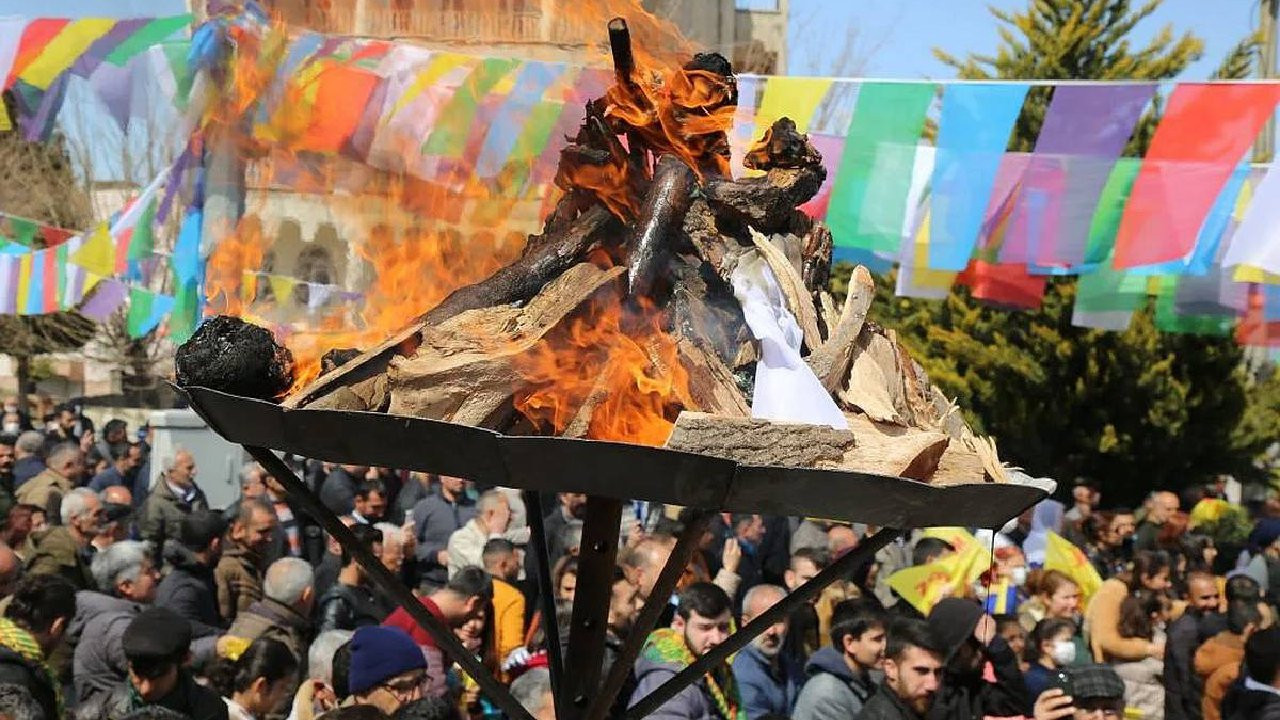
[184,386,1047,527]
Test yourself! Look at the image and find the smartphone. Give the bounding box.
[1048,670,1073,698]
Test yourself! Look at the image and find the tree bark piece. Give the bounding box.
[665,411,965,483]
[838,327,905,424]
[626,155,695,298]
[808,265,875,392]
[386,264,627,428]
[665,412,853,467]
[701,167,825,235]
[749,228,823,353]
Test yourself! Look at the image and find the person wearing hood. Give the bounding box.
[925,597,1030,720]
[70,540,160,704]
[794,599,886,720]
[857,618,944,720]
[215,499,277,620]
[732,584,802,718]
[1222,626,1280,720]
[629,581,743,720]
[155,509,227,637]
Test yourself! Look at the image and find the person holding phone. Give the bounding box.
[1033,665,1126,720]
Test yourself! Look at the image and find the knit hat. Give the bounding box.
[1248,518,1280,553]
[348,626,427,696]
[927,597,983,660]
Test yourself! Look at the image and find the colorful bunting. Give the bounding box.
[1114,84,1280,268]
[928,83,1031,271]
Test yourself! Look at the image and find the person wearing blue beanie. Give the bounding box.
[347,626,428,715]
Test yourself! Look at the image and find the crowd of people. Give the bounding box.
[0,396,1278,720]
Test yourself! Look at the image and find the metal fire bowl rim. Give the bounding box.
[181,385,1049,528]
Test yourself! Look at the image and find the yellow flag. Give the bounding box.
[908,208,960,290]
[1043,531,1102,603]
[754,76,834,134]
[269,274,296,305]
[889,542,991,616]
[69,224,115,277]
[920,527,979,554]
[20,19,116,90]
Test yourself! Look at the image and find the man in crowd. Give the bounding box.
[605,564,640,686]
[93,486,134,555]
[1166,571,1223,720]
[0,574,77,720]
[1032,665,1127,720]
[317,523,387,632]
[347,626,428,716]
[0,436,14,516]
[783,548,827,666]
[88,442,143,492]
[1222,626,1280,720]
[926,597,1028,720]
[155,509,226,636]
[43,404,85,451]
[733,583,802,718]
[350,479,388,526]
[630,582,738,719]
[794,600,887,720]
[215,497,277,619]
[225,556,315,662]
[1135,491,1180,552]
[15,442,82,518]
[289,629,352,720]
[383,565,493,648]
[140,449,208,551]
[26,486,100,589]
[10,432,44,487]
[321,463,368,517]
[543,492,587,570]
[858,618,943,720]
[83,606,228,720]
[447,489,511,578]
[622,534,677,617]
[71,539,159,703]
[480,538,527,668]
[1089,509,1136,579]
[412,474,475,590]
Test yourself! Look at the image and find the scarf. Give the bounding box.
[0,618,61,717]
[640,628,745,720]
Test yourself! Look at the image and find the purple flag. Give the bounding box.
[1017,84,1155,269]
[80,278,129,320]
[71,19,147,78]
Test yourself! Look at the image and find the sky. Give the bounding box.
[786,0,1263,80]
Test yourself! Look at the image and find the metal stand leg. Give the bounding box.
[523,490,565,719]
[624,527,904,720]
[244,446,535,720]
[587,509,713,720]
[559,497,623,720]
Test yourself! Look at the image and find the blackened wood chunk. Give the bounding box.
[320,348,361,375]
[176,315,293,402]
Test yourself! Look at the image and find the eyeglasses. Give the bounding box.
[379,672,427,698]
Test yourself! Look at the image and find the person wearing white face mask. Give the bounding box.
[1024,617,1080,713]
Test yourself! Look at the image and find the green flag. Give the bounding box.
[422,58,519,157]
[127,196,157,261]
[826,82,936,252]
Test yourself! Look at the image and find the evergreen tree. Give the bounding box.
[830,0,1268,503]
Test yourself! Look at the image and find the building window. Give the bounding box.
[293,245,337,307]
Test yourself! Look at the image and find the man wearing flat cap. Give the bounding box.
[1033,664,1127,720]
[77,606,228,720]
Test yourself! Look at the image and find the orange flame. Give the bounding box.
[513,276,693,446]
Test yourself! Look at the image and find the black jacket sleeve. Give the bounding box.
[980,635,1031,718]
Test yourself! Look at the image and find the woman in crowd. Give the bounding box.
[1023,617,1079,707]
[1109,589,1169,720]
[1084,549,1170,663]
[209,637,300,720]
[553,556,577,604]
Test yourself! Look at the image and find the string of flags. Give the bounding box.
[2,9,1280,350]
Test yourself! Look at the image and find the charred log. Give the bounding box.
[626,155,695,298]
[175,315,293,402]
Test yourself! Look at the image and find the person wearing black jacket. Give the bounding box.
[154,510,227,637]
[858,618,944,720]
[316,524,387,632]
[925,598,1029,720]
[1223,626,1280,720]
[0,574,77,720]
[1166,572,1223,720]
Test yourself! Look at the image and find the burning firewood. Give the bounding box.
[179,19,1009,487]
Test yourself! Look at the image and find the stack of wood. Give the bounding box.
[276,22,1007,487]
